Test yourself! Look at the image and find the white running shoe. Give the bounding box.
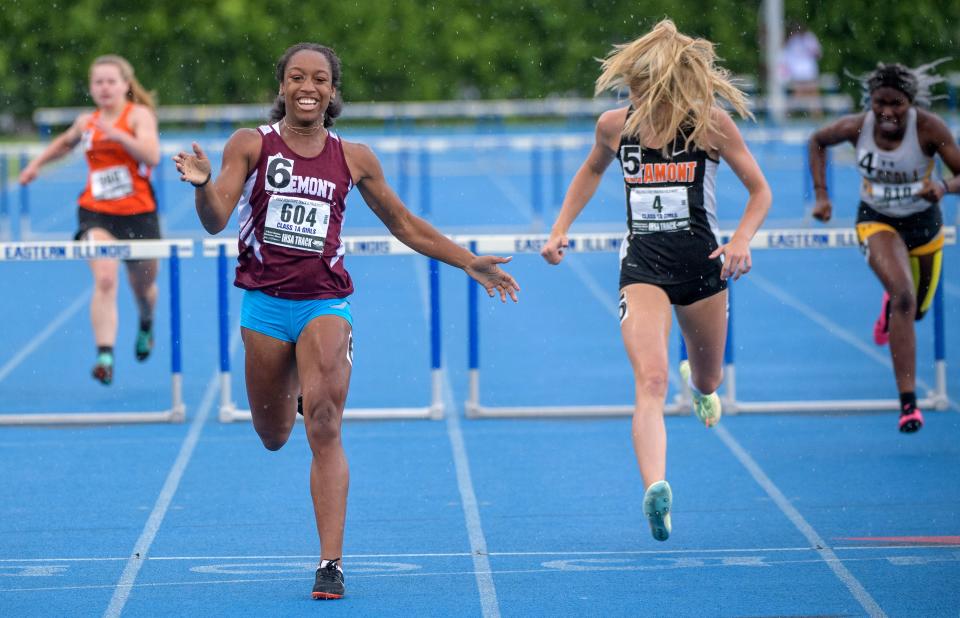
[679,360,721,427]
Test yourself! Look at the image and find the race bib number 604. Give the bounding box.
[263,195,331,253]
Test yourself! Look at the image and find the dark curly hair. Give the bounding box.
[268,43,343,128]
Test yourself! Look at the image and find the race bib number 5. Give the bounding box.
[629,186,690,233]
[263,195,331,253]
[91,165,134,200]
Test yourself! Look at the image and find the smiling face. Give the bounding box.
[280,50,336,126]
[870,86,912,138]
[89,62,129,111]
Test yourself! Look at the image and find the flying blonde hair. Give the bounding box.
[595,19,751,156]
[90,54,157,110]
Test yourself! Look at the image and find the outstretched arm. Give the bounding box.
[709,109,772,280]
[346,141,519,302]
[541,109,621,264]
[18,114,88,184]
[807,113,864,221]
[173,129,261,234]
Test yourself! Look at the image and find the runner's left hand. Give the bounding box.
[465,255,520,302]
[709,235,752,281]
[916,178,947,203]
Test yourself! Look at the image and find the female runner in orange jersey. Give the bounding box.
[20,55,162,385]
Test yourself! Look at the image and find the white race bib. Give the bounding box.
[629,186,690,233]
[864,179,925,213]
[262,195,331,253]
[90,166,134,201]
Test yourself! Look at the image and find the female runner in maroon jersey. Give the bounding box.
[173,43,519,600]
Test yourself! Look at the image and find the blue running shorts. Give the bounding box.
[240,290,352,343]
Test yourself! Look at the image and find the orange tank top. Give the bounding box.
[78,103,156,215]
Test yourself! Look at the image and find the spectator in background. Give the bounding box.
[781,21,822,115]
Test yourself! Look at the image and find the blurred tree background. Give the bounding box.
[1,0,958,128]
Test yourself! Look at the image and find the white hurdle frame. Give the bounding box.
[464,227,956,418]
[202,238,445,422]
[0,239,192,425]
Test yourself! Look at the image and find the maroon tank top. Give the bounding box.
[234,123,354,299]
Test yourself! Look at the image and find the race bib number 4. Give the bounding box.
[629,186,690,233]
[90,165,134,200]
[263,195,331,253]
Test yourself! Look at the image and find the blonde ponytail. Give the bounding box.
[595,19,751,156]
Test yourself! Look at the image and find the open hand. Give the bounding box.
[172,142,213,186]
[465,255,520,302]
[709,235,752,281]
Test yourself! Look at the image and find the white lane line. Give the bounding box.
[102,326,241,618]
[4,542,956,563]
[748,271,960,412]
[0,288,91,384]
[714,424,887,618]
[414,258,500,618]
[7,550,960,595]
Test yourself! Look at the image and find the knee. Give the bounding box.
[889,289,916,317]
[635,370,670,401]
[257,428,292,451]
[304,398,343,449]
[93,273,118,296]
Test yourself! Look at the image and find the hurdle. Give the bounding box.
[0,238,191,425]
[203,237,445,422]
[463,227,956,418]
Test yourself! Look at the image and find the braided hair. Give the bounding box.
[859,59,950,108]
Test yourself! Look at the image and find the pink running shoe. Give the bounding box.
[898,406,924,433]
[873,292,890,346]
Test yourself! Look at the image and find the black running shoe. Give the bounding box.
[92,352,114,386]
[312,560,344,600]
[135,328,153,362]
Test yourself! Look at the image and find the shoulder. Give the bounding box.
[128,103,156,122]
[597,107,628,135]
[223,128,263,163]
[341,140,378,176]
[596,107,627,148]
[705,107,743,148]
[72,112,95,131]
[813,112,866,140]
[226,127,263,150]
[915,108,950,135]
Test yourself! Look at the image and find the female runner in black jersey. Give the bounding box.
[542,20,771,542]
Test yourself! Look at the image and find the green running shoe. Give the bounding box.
[92,352,114,386]
[643,480,672,542]
[135,328,154,362]
[679,360,721,427]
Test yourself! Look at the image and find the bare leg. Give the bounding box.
[296,316,352,561]
[242,328,300,450]
[865,232,916,393]
[674,288,728,395]
[620,284,673,490]
[124,259,159,324]
[85,228,119,348]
